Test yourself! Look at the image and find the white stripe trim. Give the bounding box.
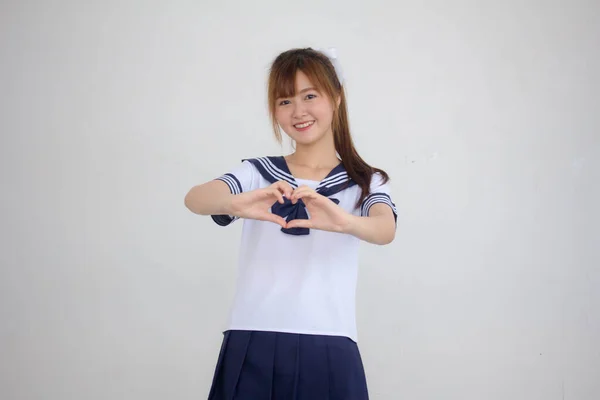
[257,157,297,186]
[317,176,350,189]
[218,175,241,195]
[226,175,241,194]
[217,176,236,195]
[264,157,295,180]
[363,195,394,209]
[361,193,396,216]
[321,175,349,189]
[320,171,347,185]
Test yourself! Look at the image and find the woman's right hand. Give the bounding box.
[226,181,293,228]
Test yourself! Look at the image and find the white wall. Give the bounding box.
[1,1,598,399]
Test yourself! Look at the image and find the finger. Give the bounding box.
[273,181,294,198]
[291,187,314,203]
[293,189,316,198]
[269,182,285,195]
[294,185,313,195]
[286,219,312,229]
[257,210,286,227]
[266,213,288,228]
[292,190,317,203]
[270,188,285,204]
[281,181,294,198]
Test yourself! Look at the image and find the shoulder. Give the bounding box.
[242,155,283,166]
[235,155,277,172]
[241,156,295,186]
[368,171,391,192]
[370,171,387,184]
[361,171,397,218]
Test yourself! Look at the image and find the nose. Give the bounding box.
[292,102,308,120]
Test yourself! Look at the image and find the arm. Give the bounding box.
[185,179,291,228]
[344,203,396,245]
[286,188,397,245]
[184,180,234,216]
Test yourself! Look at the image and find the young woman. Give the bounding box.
[185,47,397,400]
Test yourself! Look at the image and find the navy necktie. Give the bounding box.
[271,197,340,235]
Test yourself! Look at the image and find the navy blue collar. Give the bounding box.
[243,156,354,194]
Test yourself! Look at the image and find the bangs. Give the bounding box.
[270,56,331,100]
[271,59,298,99]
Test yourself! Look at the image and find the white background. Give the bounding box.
[1,1,599,399]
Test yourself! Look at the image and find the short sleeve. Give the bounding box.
[211,160,260,226]
[360,173,398,223]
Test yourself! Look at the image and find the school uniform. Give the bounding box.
[208,156,397,400]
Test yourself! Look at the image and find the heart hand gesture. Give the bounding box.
[285,185,352,233]
[228,181,293,228]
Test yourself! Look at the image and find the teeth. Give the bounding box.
[295,121,314,128]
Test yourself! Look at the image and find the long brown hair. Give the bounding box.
[267,47,389,207]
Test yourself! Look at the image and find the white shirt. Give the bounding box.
[212,156,396,342]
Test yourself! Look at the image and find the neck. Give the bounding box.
[289,131,339,168]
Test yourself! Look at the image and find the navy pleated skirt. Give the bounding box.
[208,330,369,400]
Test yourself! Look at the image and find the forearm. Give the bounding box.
[344,213,396,245]
[184,180,234,216]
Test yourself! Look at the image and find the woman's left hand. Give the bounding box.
[286,186,352,233]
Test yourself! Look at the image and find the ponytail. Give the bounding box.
[333,89,389,207]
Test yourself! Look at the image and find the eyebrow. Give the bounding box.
[298,87,317,94]
[277,87,317,100]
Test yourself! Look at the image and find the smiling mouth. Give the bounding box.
[294,121,315,129]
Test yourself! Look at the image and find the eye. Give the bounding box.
[305,94,317,100]
[278,99,291,106]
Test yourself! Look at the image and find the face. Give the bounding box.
[274,70,339,147]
